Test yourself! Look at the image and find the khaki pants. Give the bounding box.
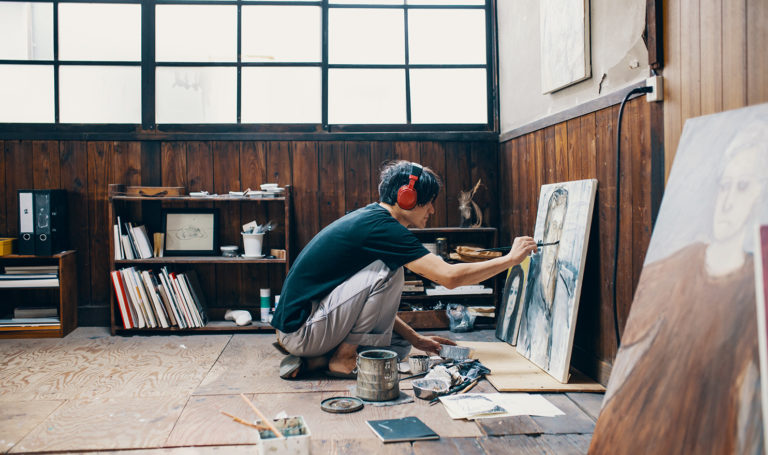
[277,260,411,360]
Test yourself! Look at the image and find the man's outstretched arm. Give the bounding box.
[405,236,537,289]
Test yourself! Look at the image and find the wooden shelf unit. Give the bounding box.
[108,187,292,335]
[399,227,498,329]
[0,250,78,339]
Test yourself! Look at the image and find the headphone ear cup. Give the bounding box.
[397,186,418,210]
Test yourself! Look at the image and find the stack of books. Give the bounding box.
[114,216,158,260]
[110,267,208,329]
[0,265,59,288]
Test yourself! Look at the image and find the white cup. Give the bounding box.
[242,232,264,257]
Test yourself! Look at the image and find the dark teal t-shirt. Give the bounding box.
[272,203,429,333]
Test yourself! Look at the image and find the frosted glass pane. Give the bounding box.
[156,67,236,123]
[242,6,320,62]
[242,67,321,123]
[329,9,404,64]
[410,68,486,124]
[329,69,405,124]
[0,65,54,122]
[408,9,485,64]
[156,6,236,62]
[408,0,484,4]
[59,66,140,123]
[0,2,53,60]
[58,4,140,61]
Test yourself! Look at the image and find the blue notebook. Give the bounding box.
[366,416,439,443]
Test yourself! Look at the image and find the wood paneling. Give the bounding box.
[664,0,768,180]
[1,139,496,325]
[498,98,657,383]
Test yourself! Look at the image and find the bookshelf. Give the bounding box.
[0,250,78,339]
[108,186,292,335]
[399,227,498,330]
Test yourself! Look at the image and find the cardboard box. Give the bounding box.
[0,238,15,256]
[257,416,311,455]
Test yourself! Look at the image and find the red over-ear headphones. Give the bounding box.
[397,163,423,210]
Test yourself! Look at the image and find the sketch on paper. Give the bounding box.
[540,0,591,94]
[496,256,530,345]
[590,104,768,454]
[516,179,597,383]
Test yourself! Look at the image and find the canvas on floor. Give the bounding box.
[590,103,768,454]
[516,178,597,383]
[496,256,530,345]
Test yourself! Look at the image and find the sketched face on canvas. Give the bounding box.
[540,187,568,308]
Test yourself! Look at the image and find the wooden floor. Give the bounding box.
[0,327,602,454]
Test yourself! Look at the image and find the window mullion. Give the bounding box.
[237,2,242,124]
[141,0,156,129]
[322,0,329,130]
[53,0,59,123]
[403,4,410,125]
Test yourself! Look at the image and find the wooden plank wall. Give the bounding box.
[498,97,658,384]
[663,0,768,181]
[0,140,497,325]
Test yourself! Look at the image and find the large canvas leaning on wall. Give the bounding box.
[516,179,597,383]
[539,0,591,93]
[590,103,768,455]
[756,224,768,449]
[495,256,530,345]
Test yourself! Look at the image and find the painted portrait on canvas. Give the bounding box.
[590,104,768,455]
[495,256,530,345]
[516,179,597,383]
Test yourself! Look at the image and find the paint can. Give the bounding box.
[355,349,399,402]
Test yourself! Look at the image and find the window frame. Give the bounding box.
[0,0,498,140]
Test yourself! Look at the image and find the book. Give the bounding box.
[365,416,439,443]
[132,225,153,259]
[153,233,165,257]
[183,271,209,325]
[111,270,133,329]
[121,235,135,260]
[3,266,59,274]
[0,317,60,326]
[141,271,169,328]
[0,278,59,288]
[177,273,203,327]
[159,270,187,329]
[13,307,58,318]
[114,224,123,260]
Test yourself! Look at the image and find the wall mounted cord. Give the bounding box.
[613,85,654,349]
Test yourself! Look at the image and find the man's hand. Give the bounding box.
[411,335,457,355]
[506,236,537,264]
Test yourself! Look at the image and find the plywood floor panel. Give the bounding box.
[166,394,261,446]
[9,396,188,453]
[311,438,414,454]
[0,334,230,401]
[566,392,603,421]
[194,334,355,395]
[0,400,63,453]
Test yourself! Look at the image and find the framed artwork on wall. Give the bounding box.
[162,208,219,256]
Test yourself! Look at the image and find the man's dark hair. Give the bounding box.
[378,160,442,207]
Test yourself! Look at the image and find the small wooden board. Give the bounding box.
[458,341,605,392]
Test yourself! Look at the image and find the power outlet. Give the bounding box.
[646,76,663,102]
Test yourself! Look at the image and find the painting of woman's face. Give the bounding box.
[712,147,764,242]
[541,193,567,308]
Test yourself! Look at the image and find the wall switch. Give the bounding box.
[646,76,663,102]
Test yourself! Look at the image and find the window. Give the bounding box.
[0,0,493,134]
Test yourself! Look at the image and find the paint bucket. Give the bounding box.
[355,349,399,402]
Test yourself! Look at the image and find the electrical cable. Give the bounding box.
[613,85,653,348]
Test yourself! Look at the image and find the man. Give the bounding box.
[272,161,538,378]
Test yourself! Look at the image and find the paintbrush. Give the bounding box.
[220,410,270,431]
[240,393,284,438]
[477,241,560,252]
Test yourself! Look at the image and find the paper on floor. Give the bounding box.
[439,393,564,420]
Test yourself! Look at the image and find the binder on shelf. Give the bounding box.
[34,190,68,256]
[18,191,35,255]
